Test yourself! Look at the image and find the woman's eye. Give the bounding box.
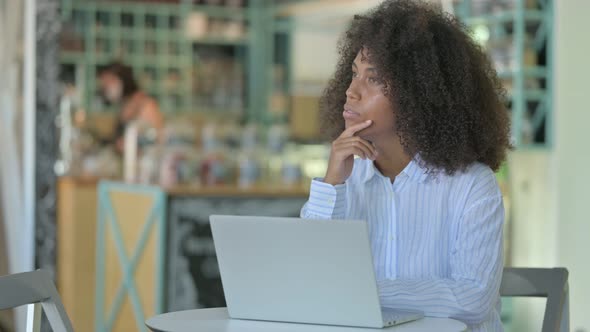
[352,71,358,78]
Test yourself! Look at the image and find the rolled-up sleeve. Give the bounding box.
[300,178,347,220]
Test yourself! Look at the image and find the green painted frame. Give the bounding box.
[457,0,553,149]
[95,181,167,332]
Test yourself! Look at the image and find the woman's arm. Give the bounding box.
[301,121,375,219]
[378,195,504,326]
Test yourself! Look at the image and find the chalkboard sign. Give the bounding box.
[166,196,307,311]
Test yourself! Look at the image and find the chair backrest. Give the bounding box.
[0,269,74,332]
[500,267,569,332]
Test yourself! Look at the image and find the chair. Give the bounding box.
[0,269,73,332]
[500,267,569,332]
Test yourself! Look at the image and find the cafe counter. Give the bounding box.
[57,176,309,331]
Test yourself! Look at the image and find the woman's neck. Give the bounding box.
[371,135,411,182]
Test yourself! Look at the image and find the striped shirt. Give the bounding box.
[300,157,504,331]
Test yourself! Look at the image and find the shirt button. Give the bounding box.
[391,235,395,241]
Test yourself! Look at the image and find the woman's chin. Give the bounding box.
[344,119,363,129]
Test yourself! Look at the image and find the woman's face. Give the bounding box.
[343,50,397,142]
[98,72,123,104]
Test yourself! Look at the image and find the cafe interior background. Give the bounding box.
[0,0,588,331]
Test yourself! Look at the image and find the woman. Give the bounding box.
[300,1,511,331]
[98,62,164,152]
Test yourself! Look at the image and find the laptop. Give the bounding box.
[209,215,424,328]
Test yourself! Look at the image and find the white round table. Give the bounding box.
[146,308,467,332]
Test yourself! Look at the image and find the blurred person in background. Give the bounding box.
[98,61,164,152]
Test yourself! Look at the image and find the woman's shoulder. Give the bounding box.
[457,162,495,181]
[139,93,158,109]
[445,162,501,203]
[137,93,163,128]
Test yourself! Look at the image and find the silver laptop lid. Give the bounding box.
[210,215,384,328]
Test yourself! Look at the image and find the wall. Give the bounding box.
[508,151,556,332]
[290,1,381,86]
[554,0,590,330]
[293,31,341,84]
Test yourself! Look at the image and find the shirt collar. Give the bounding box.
[361,155,430,184]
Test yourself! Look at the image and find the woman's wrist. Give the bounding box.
[323,173,344,186]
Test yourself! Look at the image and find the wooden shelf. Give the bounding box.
[166,183,309,197]
[58,176,310,197]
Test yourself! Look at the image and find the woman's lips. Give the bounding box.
[343,109,361,120]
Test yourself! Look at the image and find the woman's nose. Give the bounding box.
[345,79,361,100]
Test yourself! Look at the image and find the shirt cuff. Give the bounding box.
[305,178,347,219]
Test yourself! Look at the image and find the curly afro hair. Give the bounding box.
[320,0,511,174]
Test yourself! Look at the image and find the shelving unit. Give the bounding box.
[61,1,192,113]
[59,0,293,123]
[455,0,553,149]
